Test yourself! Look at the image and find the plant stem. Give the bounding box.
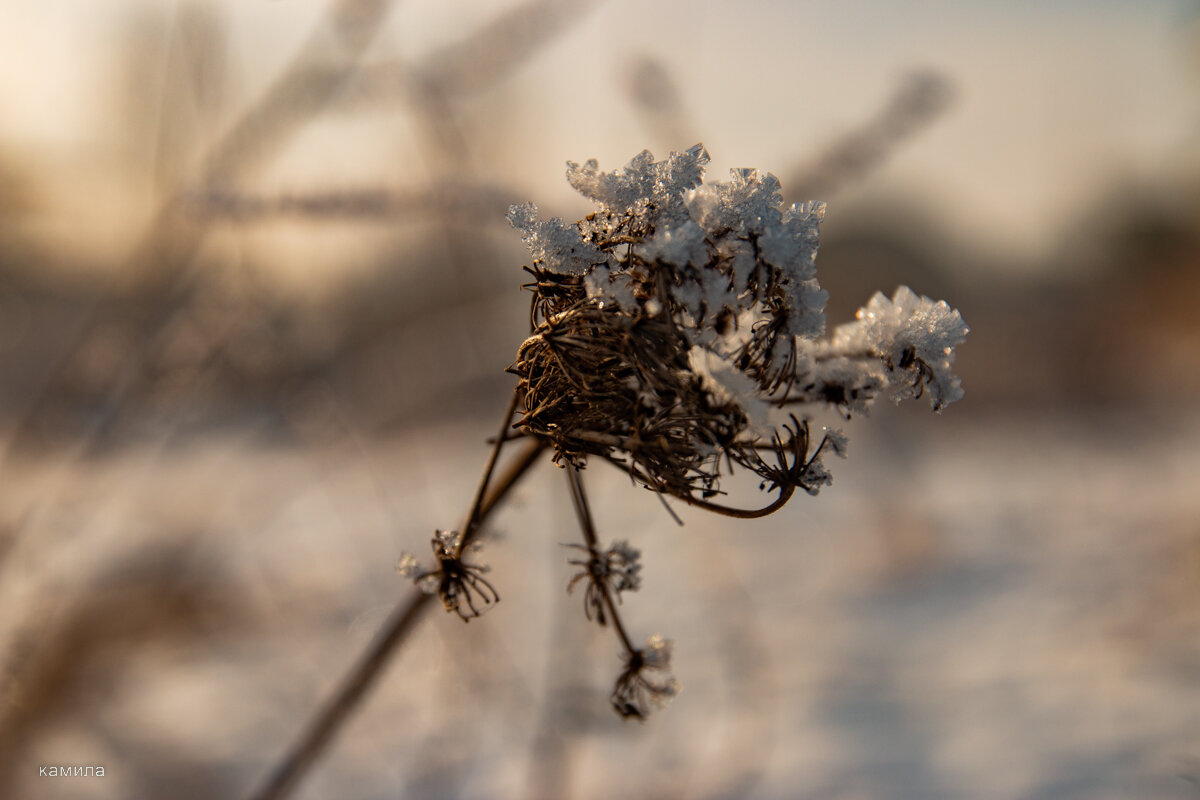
[247,414,544,800]
[461,389,520,546]
[565,465,636,655]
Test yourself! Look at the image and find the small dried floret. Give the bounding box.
[398,530,499,621]
[611,634,680,720]
[566,540,643,624]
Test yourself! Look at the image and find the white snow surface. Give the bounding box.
[4,407,1198,799]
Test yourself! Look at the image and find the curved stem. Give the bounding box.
[671,484,796,519]
[246,434,547,800]
[595,452,796,520]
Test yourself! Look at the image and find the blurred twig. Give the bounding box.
[418,0,601,98]
[624,54,695,151]
[187,181,518,223]
[133,0,405,281]
[198,0,398,192]
[785,70,954,201]
[151,2,228,193]
[248,416,546,800]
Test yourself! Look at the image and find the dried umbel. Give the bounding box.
[611,634,680,720]
[508,144,967,516]
[397,530,498,621]
[399,145,968,722]
[566,539,642,624]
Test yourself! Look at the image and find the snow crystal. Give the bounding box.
[506,202,606,275]
[686,168,784,236]
[801,455,833,495]
[641,219,708,268]
[584,264,638,309]
[832,286,969,411]
[395,552,420,577]
[566,144,709,225]
[760,202,824,279]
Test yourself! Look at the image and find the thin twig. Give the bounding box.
[462,389,521,543]
[247,430,546,800]
[565,466,636,655]
[783,69,953,201]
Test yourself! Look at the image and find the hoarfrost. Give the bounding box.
[642,219,708,268]
[686,168,784,236]
[760,201,825,277]
[687,346,772,433]
[395,552,420,577]
[506,202,606,275]
[567,144,709,227]
[832,286,969,411]
[801,455,833,495]
[822,427,849,458]
[510,144,968,512]
[584,264,638,309]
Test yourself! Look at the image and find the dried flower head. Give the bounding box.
[565,539,642,625]
[397,530,498,621]
[611,634,680,720]
[508,145,967,515]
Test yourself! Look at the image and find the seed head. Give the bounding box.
[509,145,967,514]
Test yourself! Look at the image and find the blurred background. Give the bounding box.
[2,0,1200,797]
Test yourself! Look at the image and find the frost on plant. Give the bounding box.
[508,144,968,517]
[406,145,967,721]
[827,286,967,411]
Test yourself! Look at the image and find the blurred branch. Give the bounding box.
[248,432,547,800]
[0,0,402,460]
[318,0,604,114]
[152,3,228,193]
[784,70,954,201]
[133,0,405,279]
[199,0,398,190]
[623,54,695,151]
[420,0,602,98]
[186,181,518,223]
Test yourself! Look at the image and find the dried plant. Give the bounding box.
[485,143,968,718]
[253,145,967,799]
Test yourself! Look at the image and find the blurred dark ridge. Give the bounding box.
[784,70,955,203]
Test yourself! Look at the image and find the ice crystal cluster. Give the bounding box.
[508,144,967,516]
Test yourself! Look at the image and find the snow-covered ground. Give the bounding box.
[3,404,1199,799]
